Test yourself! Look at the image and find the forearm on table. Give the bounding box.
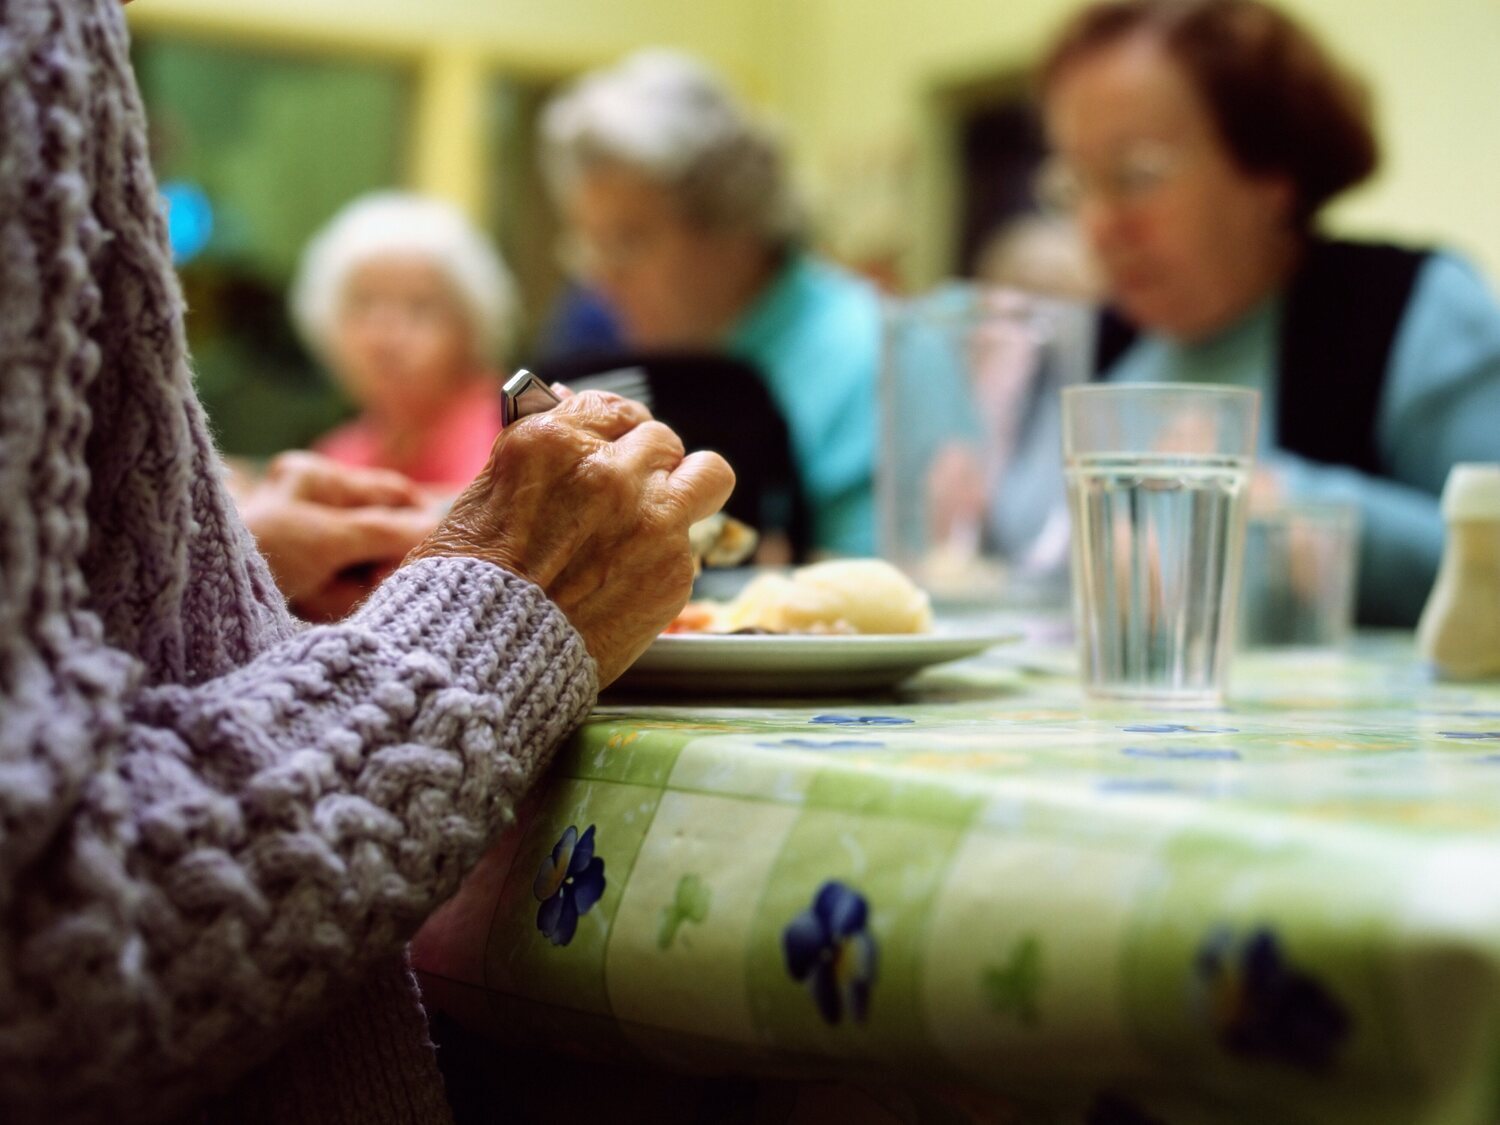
[0,556,597,1119]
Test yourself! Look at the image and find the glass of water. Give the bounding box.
[1062,384,1259,704]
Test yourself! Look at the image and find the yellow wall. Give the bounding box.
[128,0,775,219]
[1294,0,1500,280]
[130,0,1500,285]
[127,0,768,90]
[131,0,764,76]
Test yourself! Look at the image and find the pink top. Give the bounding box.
[315,378,503,489]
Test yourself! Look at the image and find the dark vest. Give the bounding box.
[1093,240,1431,474]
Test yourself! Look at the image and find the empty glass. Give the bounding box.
[878,284,1092,609]
[1240,502,1360,648]
[1062,384,1259,704]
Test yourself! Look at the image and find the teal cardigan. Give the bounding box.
[728,254,881,557]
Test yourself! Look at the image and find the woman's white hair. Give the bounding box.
[290,192,519,365]
[541,49,802,246]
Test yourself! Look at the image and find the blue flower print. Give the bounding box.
[1122,746,1241,761]
[1197,927,1351,1073]
[782,881,878,1025]
[1121,724,1238,734]
[533,825,606,947]
[811,714,914,727]
[1097,778,1181,795]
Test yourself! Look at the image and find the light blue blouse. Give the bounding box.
[1106,251,1500,626]
[728,254,881,557]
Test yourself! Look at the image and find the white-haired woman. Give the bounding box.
[542,50,881,557]
[292,192,518,488]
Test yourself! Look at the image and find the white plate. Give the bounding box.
[613,625,1021,695]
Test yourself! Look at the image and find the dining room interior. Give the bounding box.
[7,0,1499,1122]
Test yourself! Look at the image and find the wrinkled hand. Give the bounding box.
[1247,464,1287,513]
[407,392,735,686]
[238,452,440,621]
[926,441,987,549]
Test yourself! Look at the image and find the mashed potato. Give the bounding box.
[677,559,932,635]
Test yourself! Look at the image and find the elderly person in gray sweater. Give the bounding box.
[0,1,733,1122]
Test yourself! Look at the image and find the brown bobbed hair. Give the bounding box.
[1038,0,1378,226]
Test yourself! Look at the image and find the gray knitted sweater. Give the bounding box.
[0,2,598,1122]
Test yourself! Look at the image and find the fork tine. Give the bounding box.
[615,379,652,410]
[593,374,642,397]
[568,367,653,411]
[598,370,649,398]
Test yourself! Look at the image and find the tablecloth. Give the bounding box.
[414,638,1500,1125]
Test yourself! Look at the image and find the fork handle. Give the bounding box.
[501,368,562,427]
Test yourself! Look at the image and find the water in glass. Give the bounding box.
[1067,452,1251,702]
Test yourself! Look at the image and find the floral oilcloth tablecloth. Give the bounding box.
[413,638,1500,1125]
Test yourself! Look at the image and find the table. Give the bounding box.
[413,638,1500,1125]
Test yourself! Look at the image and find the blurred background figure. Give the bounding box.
[125,0,1500,598]
[539,50,882,557]
[974,212,1100,301]
[291,192,519,490]
[534,280,623,359]
[1036,0,1500,626]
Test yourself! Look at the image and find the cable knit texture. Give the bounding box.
[0,2,600,1121]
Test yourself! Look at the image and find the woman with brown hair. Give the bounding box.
[1037,0,1500,626]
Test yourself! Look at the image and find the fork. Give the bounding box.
[565,365,654,412]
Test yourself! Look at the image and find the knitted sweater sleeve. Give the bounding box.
[3,546,598,1123]
[0,3,601,1117]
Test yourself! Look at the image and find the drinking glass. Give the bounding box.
[1062,384,1259,703]
[878,284,1092,609]
[1240,502,1360,648]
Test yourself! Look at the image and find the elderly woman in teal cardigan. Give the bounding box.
[541,50,881,559]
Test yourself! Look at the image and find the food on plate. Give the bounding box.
[918,541,1009,604]
[666,558,933,635]
[689,513,759,570]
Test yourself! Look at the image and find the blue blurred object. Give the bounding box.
[534,284,622,360]
[160,181,215,263]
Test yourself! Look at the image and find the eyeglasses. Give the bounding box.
[556,226,662,279]
[1034,141,1187,214]
[339,289,454,329]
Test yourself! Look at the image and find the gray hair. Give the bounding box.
[290,192,519,365]
[541,50,802,246]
